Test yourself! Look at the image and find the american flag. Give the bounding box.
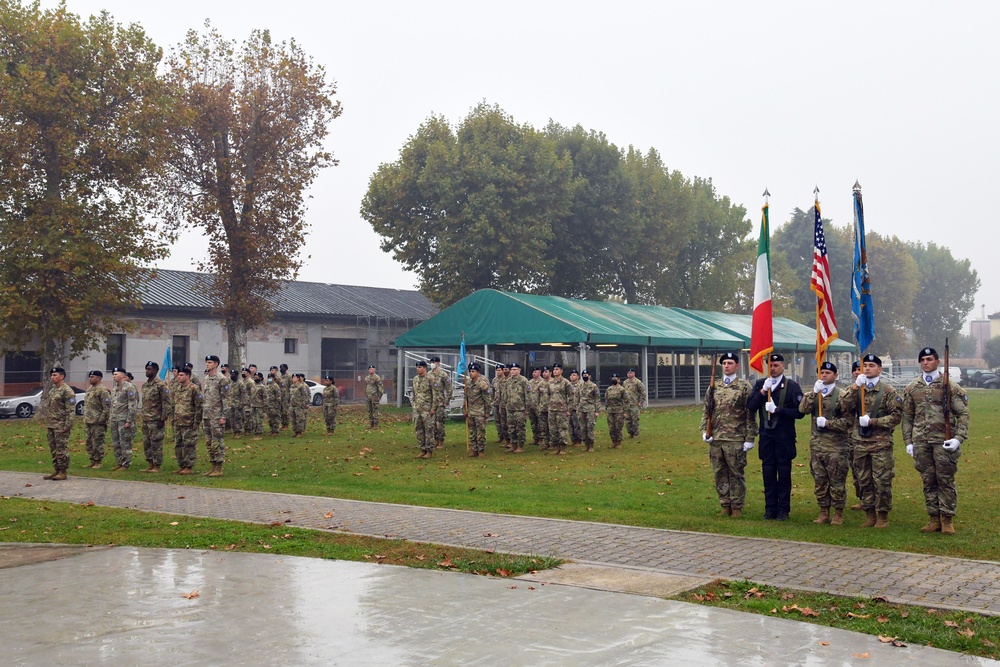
[810,201,838,367]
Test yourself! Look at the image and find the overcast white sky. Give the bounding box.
[42,1,1000,325]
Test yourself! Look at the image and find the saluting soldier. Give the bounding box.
[464,363,492,457]
[604,373,627,448]
[83,370,111,469]
[412,361,435,459]
[839,353,903,528]
[622,368,647,439]
[701,352,756,517]
[171,368,203,474]
[902,347,970,535]
[42,367,76,481]
[290,373,310,437]
[109,367,138,471]
[365,365,383,428]
[547,363,572,455]
[321,375,340,435]
[201,355,231,477]
[799,362,851,525]
[139,361,173,473]
[504,363,530,453]
[578,370,601,452]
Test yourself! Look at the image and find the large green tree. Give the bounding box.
[0,1,170,376]
[159,22,340,370]
[907,241,980,349]
[865,232,920,357]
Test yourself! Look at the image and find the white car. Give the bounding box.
[0,386,88,419]
[304,380,325,406]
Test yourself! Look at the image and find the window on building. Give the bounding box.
[172,335,189,369]
[284,337,298,354]
[4,351,42,385]
[106,334,125,371]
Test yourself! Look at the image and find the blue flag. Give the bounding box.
[455,339,467,378]
[851,186,875,353]
[159,345,171,380]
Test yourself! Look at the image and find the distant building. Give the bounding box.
[0,269,436,401]
[970,311,1000,358]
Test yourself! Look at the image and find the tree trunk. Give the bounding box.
[227,320,248,374]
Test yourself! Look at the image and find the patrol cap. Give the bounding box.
[862,353,882,366]
[111,367,126,374]
[88,370,103,378]
[145,360,159,370]
[368,365,376,369]
[552,363,562,369]
[720,352,739,364]
[919,347,939,360]
[415,360,427,368]
[205,355,221,363]
[468,363,482,372]
[769,353,784,362]
[851,361,861,372]
[820,361,837,373]
[49,367,66,376]
[429,356,440,363]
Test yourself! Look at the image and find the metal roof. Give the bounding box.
[672,308,857,353]
[138,269,437,321]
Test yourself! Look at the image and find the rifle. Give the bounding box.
[706,352,718,438]
[944,338,953,441]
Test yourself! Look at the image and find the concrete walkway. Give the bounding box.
[2,470,999,616]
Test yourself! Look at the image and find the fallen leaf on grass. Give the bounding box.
[80,501,95,507]
[224,544,237,551]
[169,522,179,526]
[770,608,778,614]
[75,525,83,529]
[270,521,282,527]
[877,615,890,623]
[415,555,425,561]
[871,596,888,603]
[181,590,200,599]
[496,569,512,577]
[847,612,871,619]
[900,611,909,619]
[927,608,939,614]
[691,594,705,602]
[944,620,960,628]
[370,466,381,471]
[780,593,795,600]
[438,558,455,568]
[782,605,820,617]
[878,636,897,643]
[983,638,997,648]
[958,628,975,638]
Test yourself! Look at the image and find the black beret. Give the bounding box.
[323,374,333,380]
[820,361,837,373]
[919,347,939,360]
[542,366,550,372]
[111,367,126,374]
[851,361,861,371]
[368,364,376,369]
[720,352,739,363]
[178,368,191,376]
[145,360,159,370]
[552,363,562,369]
[468,363,481,372]
[769,353,784,362]
[415,360,427,368]
[510,362,521,369]
[270,365,279,370]
[88,370,103,378]
[49,367,66,376]
[184,363,194,369]
[205,355,220,363]
[862,353,882,366]
[581,370,590,377]
[627,368,636,373]
[611,373,620,378]
[429,356,440,363]
[569,369,578,374]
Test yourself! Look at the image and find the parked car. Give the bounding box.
[304,380,325,406]
[0,386,88,419]
[977,372,1000,389]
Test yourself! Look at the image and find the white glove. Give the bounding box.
[906,443,914,457]
[859,414,871,427]
[816,416,827,428]
[702,432,713,443]
[765,400,777,414]
[943,439,961,452]
[762,377,775,392]
[813,380,824,394]
[742,441,754,452]
[855,374,867,388]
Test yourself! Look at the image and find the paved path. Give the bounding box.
[3,470,999,616]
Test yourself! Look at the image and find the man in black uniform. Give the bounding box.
[747,353,805,520]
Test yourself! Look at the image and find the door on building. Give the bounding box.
[321,338,359,400]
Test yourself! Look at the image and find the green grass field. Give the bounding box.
[2,390,999,561]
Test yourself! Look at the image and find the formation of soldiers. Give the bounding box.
[702,347,970,533]
[40,356,343,480]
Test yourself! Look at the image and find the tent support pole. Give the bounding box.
[694,347,701,405]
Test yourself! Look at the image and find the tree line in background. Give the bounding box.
[364,103,980,360]
[0,1,339,376]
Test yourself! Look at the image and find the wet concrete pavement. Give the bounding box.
[2,545,996,666]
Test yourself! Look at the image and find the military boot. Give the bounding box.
[812,507,830,524]
[731,508,742,518]
[139,465,157,473]
[850,502,863,511]
[862,509,877,527]
[830,508,844,525]
[612,441,622,449]
[721,506,733,516]
[207,464,224,477]
[874,511,889,529]
[467,450,478,458]
[940,515,956,535]
[919,514,941,533]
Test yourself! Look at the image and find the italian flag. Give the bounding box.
[749,200,773,373]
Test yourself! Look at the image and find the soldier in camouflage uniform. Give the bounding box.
[365,365,383,428]
[279,363,292,429]
[290,373,310,437]
[578,370,601,452]
[139,361,173,473]
[412,361,435,458]
[799,362,851,525]
[109,367,138,470]
[623,368,647,439]
[266,366,283,434]
[848,361,864,510]
[201,355,231,477]
[83,370,111,468]
[700,353,756,516]
[491,366,506,444]
[547,363,572,455]
[536,367,552,449]
[171,368,202,474]
[504,363,530,453]
[249,372,266,439]
[429,357,451,448]
[527,368,543,445]
[604,374,627,448]
[568,369,582,446]
[321,375,339,434]
[184,363,202,389]
[902,346,970,535]
[464,363,492,457]
[838,353,903,528]
[42,367,76,480]
[229,368,245,435]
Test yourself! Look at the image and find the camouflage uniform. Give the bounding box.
[902,374,970,518]
[242,378,255,436]
[604,383,627,446]
[365,372,383,427]
[266,378,283,434]
[250,380,266,436]
[839,381,903,514]
[279,372,292,429]
[701,377,756,510]
[465,375,492,453]
[323,383,340,433]
[536,376,551,448]
[110,379,138,468]
[290,381,310,435]
[172,382,203,469]
[577,379,601,450]
[141,375,173,469]
[412,372,435,454]
[44,384,76,473]
[491,373,506,443]
[83,382,111,465]
[229,376,244,434]
[799,386,851,511]
[429,365,451,444]
[568,377,582,445]
[623,376,647,438]
[504,373,530,449]
[527,375,543,445]
[547,374,572,450]
[202,371,231,465]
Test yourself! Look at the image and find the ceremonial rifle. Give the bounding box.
[706,352,718,438]
[944,338,953,441]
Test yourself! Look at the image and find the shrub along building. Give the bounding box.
[0,269,437,401]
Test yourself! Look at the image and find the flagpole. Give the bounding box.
[814,186,824,415]
[852,181,868,424]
